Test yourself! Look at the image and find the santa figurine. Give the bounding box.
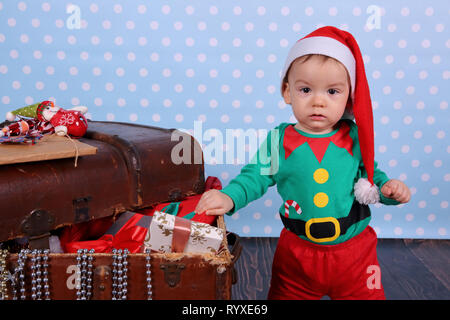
[36,101,88,138]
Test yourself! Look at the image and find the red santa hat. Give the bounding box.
[281,26,379,204]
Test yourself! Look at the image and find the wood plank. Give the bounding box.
[0,134,97,165]
[403,239,450,291]
[232,237,277,300]
[376,239,450,300]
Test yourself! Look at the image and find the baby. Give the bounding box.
[195,26,410,300]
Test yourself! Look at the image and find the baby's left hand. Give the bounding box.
[381,179,411,203]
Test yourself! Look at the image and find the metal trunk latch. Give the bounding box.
[20,209,55,250]
[160,262,185,287]
[73,196,92,223]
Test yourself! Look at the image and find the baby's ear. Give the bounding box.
[282,81,291,105]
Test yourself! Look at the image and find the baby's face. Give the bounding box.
[283,55,351,134]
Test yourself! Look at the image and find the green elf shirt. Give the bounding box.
[221,119,399,245]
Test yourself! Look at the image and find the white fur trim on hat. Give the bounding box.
[281,36,356,97]
[354,178,380,205]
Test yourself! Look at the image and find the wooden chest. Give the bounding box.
[0,121,241,300]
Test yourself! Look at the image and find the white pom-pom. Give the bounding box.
[354,178,380,205]
[6,111,16,122]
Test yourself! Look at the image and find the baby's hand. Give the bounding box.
[381,179,411,203]
[194,190,235,216]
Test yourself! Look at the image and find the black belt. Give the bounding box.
[279,201,371,243]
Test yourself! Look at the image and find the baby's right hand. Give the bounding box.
[194,190,235,216]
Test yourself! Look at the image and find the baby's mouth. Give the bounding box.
[310,114,326,120]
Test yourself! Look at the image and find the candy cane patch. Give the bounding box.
[284,200,302,217]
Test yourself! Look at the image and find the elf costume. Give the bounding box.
[220,26,399,300]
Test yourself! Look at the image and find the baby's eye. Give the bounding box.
[299,87,311,94]
[328,89,338,95]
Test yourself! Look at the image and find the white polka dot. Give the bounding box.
[105,83,114,92]
[438,228,447,236]
[22,65,31,74]
[35,81,44,90]
[436,131,445,139]
[435,24,444,32]
[433,160,442,168]
[12,81,21,90]
[163,99,172,108]
[424,145,432,154]
[242,226,250,234]
[388,159,397,167]
[221,22,230,31]
[400,7,410,16]
[129,113,138,122]
[430,187,439,195]
[173,52,183,62]
[42,2,51,12]
[175,114,184,123]
[429,86,439,95]
[411,24,421,32]
[403,116,413,125]
[161,5,171,14]
[421,39,431,48]
[419,70,428,80]
[418,201,427,208]
[328,7,338,16]
[380,116,389,124]
[137,5,146,14]
[150,21,159,30]
[398,39,407,48]
[46,66,54,75]
[411,160,420,167]
[264,226,272,235]
[428,214,436,222]
[305,7,314,16]
[394,227,403,236]
[416,228,424,236]
[413,131,422,139]
[441,201,448,209]
[253,212,261,220]
[395,70,405,79]
[384,213,392,221]
[117,98,126,107]
[209,6,218,15]
[128,83,136,92]
[152,114,160,122]
[425,7,434,16]
[374,40,383,48]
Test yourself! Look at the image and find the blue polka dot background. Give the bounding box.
[0,1,448,238]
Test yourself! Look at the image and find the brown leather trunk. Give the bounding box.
[4,218,242,300]
[0,120,204,247]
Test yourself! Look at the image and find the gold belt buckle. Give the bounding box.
[305,217,341,243]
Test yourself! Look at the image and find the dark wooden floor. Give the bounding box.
[231,237,450,300]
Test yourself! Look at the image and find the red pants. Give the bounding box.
[268,226,385,300]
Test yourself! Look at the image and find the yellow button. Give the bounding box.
[314,192,329,208]
[313,168,329,184]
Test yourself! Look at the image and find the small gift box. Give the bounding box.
[144,211,224,254]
